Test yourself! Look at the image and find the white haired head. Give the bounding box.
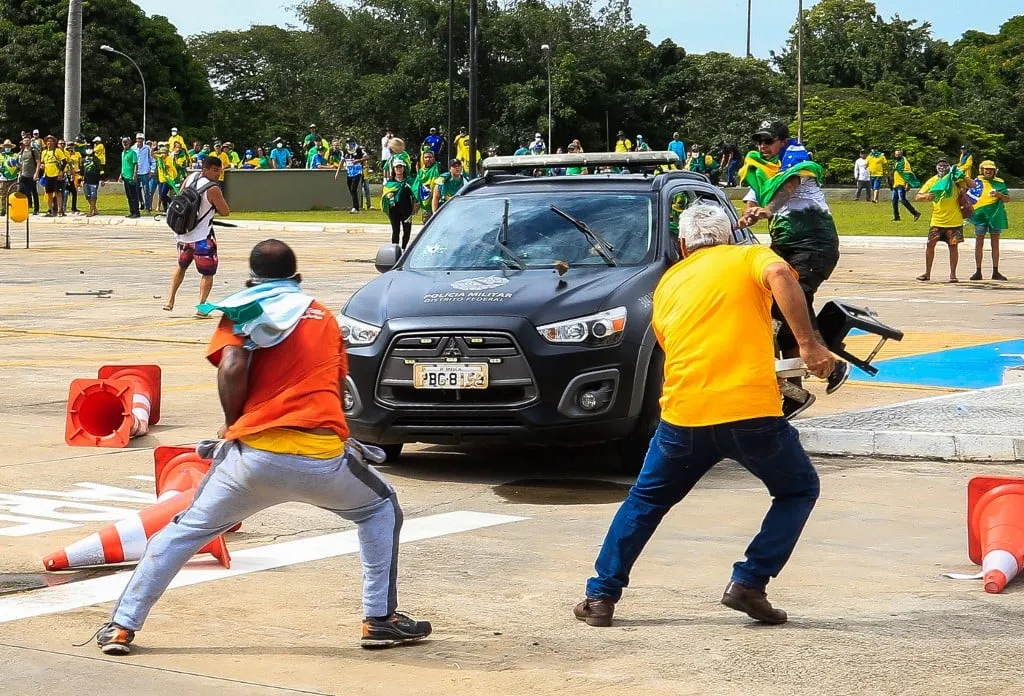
[678,205,733,255]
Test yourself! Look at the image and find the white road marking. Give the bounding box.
[126,475,156,482]
[0,511,526,624]
[18,483,156,505]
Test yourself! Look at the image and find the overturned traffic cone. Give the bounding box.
[155,446,211,501]
[968,475,1024,594]
[65,365,162,447]
[154,446,241,532]
[43,488,230,571]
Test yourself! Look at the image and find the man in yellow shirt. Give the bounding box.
[167,127,186,152]
[575,205,834,629]
[35,135,68,216]
[63,141,82,214]
[614,130,632,153]
[92,137,106,174]
[865,146,887,203]
[915,157,973,282]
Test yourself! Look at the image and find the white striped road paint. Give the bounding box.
[0,511,526,624]
[126,475,156,482]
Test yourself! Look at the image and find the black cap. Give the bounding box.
[937,156,950,164]
[753,119,789,141]
[449,158,462,167]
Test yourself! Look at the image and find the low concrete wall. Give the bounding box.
[223,169,382,212]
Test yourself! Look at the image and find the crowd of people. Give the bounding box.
[852,144,1010,281]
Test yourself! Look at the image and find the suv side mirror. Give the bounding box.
[374,244,403,274]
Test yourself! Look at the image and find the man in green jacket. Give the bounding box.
[120,137,140,218]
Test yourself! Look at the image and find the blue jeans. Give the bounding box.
[891,185,919,221]
[586,418,819,601]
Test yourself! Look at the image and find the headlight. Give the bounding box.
[340,315,382,346]
[536,307,627,346]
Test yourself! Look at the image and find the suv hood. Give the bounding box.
[343,267,644,326]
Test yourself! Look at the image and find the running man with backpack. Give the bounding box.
[163,157,229,315]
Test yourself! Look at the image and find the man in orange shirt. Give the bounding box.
[574,205,834,628]
[94,239,431,655]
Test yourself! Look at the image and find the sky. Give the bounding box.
[135,0,1018,57]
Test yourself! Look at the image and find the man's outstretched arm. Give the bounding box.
[764,263,835,378]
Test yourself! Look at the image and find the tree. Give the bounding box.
[773,0,945,106]
[0,0,213,141]
[923,16,1024,178]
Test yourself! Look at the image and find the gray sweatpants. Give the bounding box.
[112,440,403,631]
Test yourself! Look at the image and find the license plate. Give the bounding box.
[413,363,488,389]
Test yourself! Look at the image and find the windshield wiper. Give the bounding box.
[496,199,524,269]
[548,205,617,266]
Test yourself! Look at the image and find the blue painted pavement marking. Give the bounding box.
[852,339,1024,389]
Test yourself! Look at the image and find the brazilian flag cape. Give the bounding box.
[967,176,1009,229]
[738,147,823,207]
[920,165,966,203]
[413,163,440,210]
[893,157,920,188]
[381,179,413,214]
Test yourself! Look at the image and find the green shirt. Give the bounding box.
[436,173,468,205]
[121,148,138,182]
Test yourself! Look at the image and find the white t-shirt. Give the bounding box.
[381,136,391,162]
[854,157,870,181]
[177,172,216,243]
[744,178,829,216]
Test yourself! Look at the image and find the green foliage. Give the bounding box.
[0,0,213,140]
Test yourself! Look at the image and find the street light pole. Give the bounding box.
[541,44,552,153]
[101,45,146,136]
[468,0,478,177]
[746,0,752,58]
[447,0,454,165]
[796,0,804,142]
[63,0,83,143]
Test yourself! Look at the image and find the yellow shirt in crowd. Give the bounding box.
[40,149,68,178]
[94,143,106,166]
[921,175,967,228]
[866,153,887,177]
[653,244,787,427]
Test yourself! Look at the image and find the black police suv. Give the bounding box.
[338,151,758,470]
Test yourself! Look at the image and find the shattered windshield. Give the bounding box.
[404,193,654,270]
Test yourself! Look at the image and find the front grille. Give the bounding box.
[392,412,522,428]
[376,331,538,408]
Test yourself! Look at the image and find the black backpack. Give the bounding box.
[166,175,217,236]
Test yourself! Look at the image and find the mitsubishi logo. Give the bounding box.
[442,338,463,359]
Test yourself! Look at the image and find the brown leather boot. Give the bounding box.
[721,581,788,624]
[573,597,615,627]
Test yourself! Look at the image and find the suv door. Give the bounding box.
[661,181,757,259]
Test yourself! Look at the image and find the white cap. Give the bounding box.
[535,132,542,138]
[171,127,178,133]
[32,129,39,135]
[92,136,102,143]
[135,133,145,139]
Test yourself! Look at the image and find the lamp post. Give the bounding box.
[63,0,83,143]
[468,0,478,177]
[796,0,804,142]
[101,45,146,136]
[541,43,552,153]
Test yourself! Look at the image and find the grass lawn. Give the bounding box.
[82,188,1022,237]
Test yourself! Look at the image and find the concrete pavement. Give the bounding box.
[1,222,1023,694]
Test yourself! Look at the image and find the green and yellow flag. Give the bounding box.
[893,157,920,188]
[738,150,823,207]
[967,176,1009,229]
[920,166,965,203]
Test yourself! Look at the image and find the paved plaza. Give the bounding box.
[0,222,1022,695]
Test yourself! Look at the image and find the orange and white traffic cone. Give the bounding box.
[154,446,211,501]
[65,365,162,447]
[42,488,230,571]
[153,446,241,532]
[968,475,1024,594]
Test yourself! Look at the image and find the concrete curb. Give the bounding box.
[795,384,1024,462]
[796,426,1024,461]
